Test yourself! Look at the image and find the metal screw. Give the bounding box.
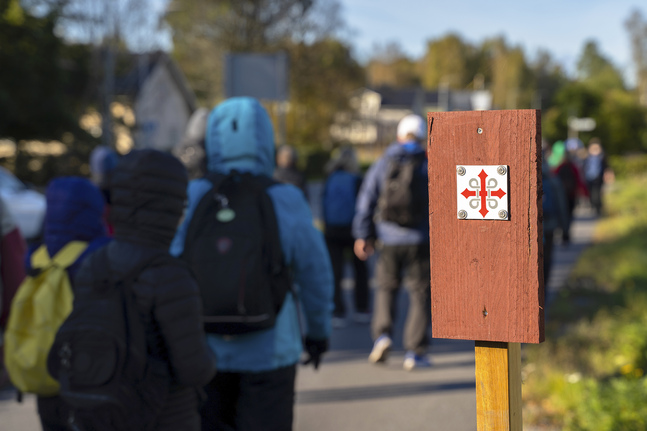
[498,210,508,219]
[483,310,488,317]
[458,210,467,219]
[457,166,466,176]
[477,128,483,134]
[497,165,507,175]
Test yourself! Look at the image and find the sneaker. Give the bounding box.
[332,317,348,329]
[403,351,432,371]
[368,335,392,364]
[353,312,371,324]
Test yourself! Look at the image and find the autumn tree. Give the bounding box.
[420,33,475,90]
[577,40,625,91]
[166,0,362,150]
[366,42,420,88]
[625,9,647,106]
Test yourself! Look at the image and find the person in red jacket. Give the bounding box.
[0,196,27,389]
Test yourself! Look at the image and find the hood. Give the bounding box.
[384,141,427,160]
[548,141,566,168]
[44,177,106,256]
[110,149,187,249]
[205,97,275,176]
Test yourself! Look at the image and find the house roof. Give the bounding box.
[368,85,475,111]
[115,51,197,113]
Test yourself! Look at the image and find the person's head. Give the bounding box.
[396,114,426,144]
[325,146,359,174]
[588,138,603,156]
[276,145,298,169]
[44,177,106,251]
[204,97,275,176]
[109,149,187,249]
[89,146,119,189]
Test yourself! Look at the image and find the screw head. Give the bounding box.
[457,166,466,176]
[477,128,483,134]
[483,310,488,317]
[498,210,508,219]
[458,210,467,219]
[497,165,507,175]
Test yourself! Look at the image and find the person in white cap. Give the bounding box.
[352,113,432,371]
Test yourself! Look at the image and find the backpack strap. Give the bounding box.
[30,242,88,272]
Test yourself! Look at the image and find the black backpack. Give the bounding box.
[47,246,170,431]
[377,152,428,227]
[182,171,291,335]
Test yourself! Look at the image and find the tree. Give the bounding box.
[480,37,534,109]
[420,33,475,90]
[530,50,567,109]
[286,38,364,147]
[625,9,647,106]
[0,0,98,184]
[166,0,360,152]
[576,40,625,92]
[366,42,420,88]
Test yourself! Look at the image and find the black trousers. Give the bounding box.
[38,395,71,431]
[200,365,297,431]
[372,243,431,355]
[325,232,369,316]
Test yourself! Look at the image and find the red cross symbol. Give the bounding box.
[460,169,507,217]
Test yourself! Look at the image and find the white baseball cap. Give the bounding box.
[397,114,426,140]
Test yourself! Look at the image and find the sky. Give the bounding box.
[339,0,644,82]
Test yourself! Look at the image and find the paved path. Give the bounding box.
[0,207,597,430]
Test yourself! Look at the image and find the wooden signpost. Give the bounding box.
[427,109,545,430]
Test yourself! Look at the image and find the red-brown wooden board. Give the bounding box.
[427,109,544,344]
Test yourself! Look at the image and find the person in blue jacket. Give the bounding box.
[171,97,334,431]
[25,177,110,431]
[352,114,431,371]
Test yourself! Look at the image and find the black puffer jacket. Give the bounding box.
[77,149,216,430]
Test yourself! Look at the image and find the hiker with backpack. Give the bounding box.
[171,97,334,431]
[541,153,569,293]
[4,176,110,430]
[47,150,216,431]
[322,146,370,328]
[353,114,432,371]
[547,140,589,243]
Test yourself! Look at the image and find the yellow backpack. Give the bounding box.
[3,241,88,395]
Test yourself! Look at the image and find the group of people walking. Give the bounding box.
[0,97,436,431]
[0,93,613,430]
[541,137,611,286]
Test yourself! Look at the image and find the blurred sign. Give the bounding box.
[568,117,596,132]
[225,52,289,101]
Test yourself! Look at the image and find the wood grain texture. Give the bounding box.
[475,341,522,431]
[428,110,544,343]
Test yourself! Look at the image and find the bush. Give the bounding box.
[523,172,647,430]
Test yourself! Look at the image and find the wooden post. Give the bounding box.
[427,110,545,430]
[475,342,522,431]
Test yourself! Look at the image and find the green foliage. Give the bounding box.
[542,79,647,154]
[524,171,647,429]
[609,154,647,179]
[286,38,365,148]
[577,40,626,92]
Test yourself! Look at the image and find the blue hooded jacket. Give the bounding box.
[171,97,334,372]
[352,142,429,245]
[26,177,110,281]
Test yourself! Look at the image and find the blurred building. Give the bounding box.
[330,86,492,159]
[116,52,197,152]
